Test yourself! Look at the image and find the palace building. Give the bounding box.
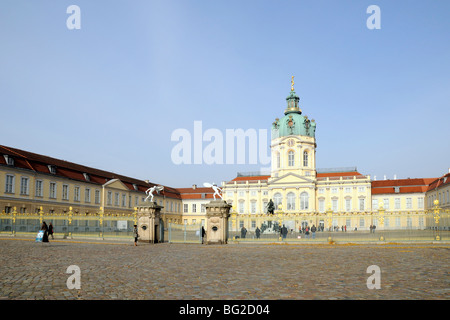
[1,79,448,233]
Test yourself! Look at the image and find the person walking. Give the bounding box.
[201,226,206,244]
[255,227,261,239]
[41,221,49,242]
[311,224,317,239]
[305,226,310,239]
[48,222,54,240]
[133,225,139,246]
[281,225,288,240]
[241,226,247,239]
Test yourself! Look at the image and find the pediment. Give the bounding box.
[103,179,130,191]
[269,173,315,185]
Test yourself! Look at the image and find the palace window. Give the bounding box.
[288,151,295,167]
[287,192,295,210]
[300,192,309,210]
[20,177,29,195]
[107,191,112,205]
[345,198,352,212]
[332,199,338,212]
[183,204,188,213]
[62,185,69,200]
[418,197,424,209]
[383,198,390,210]
[319,199,325,212]
[192,204,197,213]
[250,201,257,214]
[114,192,119,206]
[238,201,244,214]
[303,151,308,167]
[359,198,365,211]
[35,180,43,197]
[50,182,57,199]
[394,198,401,210]
[5,174,14,193]
[406,198,412,209]
[276,152,280,169]
[372,199,378,210]
[273,193,282,210]
[86,189,91,203]
[95,190,101,204]
[74,186,80,202]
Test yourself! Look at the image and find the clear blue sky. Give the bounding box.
[1,0,449,187]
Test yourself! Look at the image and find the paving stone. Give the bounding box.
[0,238,449,299]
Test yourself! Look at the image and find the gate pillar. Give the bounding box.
[137,202,164,243]
[205,200,232,245]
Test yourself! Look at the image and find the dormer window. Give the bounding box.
[83,173,90,181]
[3,155,14,166]
[48,165,56,174]
[394,186,400,193]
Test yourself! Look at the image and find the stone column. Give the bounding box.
[205,200,232,245]
[137,202,164,243]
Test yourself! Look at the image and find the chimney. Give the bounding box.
[192,184,197,190]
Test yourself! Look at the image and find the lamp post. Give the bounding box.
[378,201,385,241]
[68,206,73,239]
[12,207,17,236]
[277,204,283,241]
[433,199,441,241]
[326,204,333,242]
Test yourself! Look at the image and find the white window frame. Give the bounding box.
[49,182,57,199]
[20,177,29,195]
[5,174,15,193]
[62,184,69,200]
[74,186,80,202]
[35,179,43,197]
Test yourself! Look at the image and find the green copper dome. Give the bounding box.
[271,88,316,139]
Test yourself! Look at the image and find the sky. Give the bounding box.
[1,0,449,188]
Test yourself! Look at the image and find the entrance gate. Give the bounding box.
[168,223,203,244]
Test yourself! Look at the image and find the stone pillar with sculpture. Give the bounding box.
[203,182,231,244]
[205,200,232,244]
[136,202,164,243]
[136,185,165,243]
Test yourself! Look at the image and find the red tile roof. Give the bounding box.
[316,171,362,178]
[229,175,270,182]
[427,173,450,191]
[175,187,215,200]
[0,145,181,199]
[371,178,437,195]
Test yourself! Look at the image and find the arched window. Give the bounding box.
[287,192,296,210]
[276,152,280,169]
[303,151,308,167]
[273,193,282,210]
[288,150,295,167]
[300,192,309,210]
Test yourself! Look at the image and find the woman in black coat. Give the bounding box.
[41,221,49,242]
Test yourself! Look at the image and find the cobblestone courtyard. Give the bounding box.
[0,238,448,300]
